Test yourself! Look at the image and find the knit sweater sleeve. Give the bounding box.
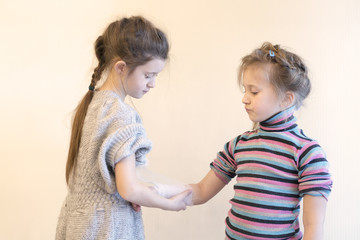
[95,97,152,194]
[297,141,332,200]
[210,136,239,184]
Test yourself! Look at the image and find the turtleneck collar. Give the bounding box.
[259,106,297,132]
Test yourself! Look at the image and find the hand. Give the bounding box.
[167,189,192,211]
[131,202,141,212]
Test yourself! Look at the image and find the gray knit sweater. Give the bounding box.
[56,91,152,240]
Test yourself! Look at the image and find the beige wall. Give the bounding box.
[1,0,359,239]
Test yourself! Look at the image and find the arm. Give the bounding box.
[302,195,327,240]
[115,154,191,211]
[190,169,226,205]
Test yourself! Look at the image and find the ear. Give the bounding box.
[281,91,295,109]
[114,60,127,74]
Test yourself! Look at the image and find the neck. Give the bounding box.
[259,106,297,132]
[99,72,126,101]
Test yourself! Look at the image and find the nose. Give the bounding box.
[147,78,156,88]
[242,93,249,104]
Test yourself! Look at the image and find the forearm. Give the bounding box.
[190,170,226,205]
[120,181,173,210]
[303,225,324,240]
[189,183,205,205]
[115,154,190,211]
[302,195,327,240]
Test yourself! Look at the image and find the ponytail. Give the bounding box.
[65,91,93,184]
[65,37,106,184]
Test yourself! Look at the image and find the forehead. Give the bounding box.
[242,64,271,87]
[136,58,166,73]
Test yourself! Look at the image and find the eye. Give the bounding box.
[145,73,158,79]
[251,91,258,95]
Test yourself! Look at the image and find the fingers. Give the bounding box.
[169,189,193,211]
[177,188,193,199]
[131,203,141,212]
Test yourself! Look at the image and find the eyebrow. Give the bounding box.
[243,84,259,89]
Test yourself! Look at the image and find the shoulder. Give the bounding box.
[233,129,258,143]
[290,128,323,150]
[221,130,258,153]
[92,91,141,126]
[291,130,327,165]
[299,139,326,160]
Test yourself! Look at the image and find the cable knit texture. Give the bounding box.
[56,90,152,240]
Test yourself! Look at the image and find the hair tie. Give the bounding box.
[88,85,95,91]
[269,50,275,57]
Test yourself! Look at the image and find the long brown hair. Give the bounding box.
[65,16,169,184]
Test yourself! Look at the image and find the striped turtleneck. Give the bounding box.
[211,107,332,240]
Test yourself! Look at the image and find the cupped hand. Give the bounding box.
[168,188,193,211]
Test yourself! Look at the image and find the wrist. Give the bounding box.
[303,225,324,240]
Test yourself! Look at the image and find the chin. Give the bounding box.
[129,93,143,99]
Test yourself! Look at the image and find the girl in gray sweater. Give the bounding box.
[55,16,192,240]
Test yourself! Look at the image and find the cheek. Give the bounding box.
[130,76,145,88]
[255,96,272,111]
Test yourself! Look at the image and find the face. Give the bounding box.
[241,64,286,123]
[123,58,166,99]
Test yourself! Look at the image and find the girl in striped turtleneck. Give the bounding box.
[189,42,332,240]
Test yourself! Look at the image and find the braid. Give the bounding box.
[94,35,106,64]
[90,64,106,90]
[89,35,107,91]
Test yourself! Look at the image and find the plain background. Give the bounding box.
[1,0,359,239]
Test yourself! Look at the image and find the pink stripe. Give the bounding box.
[299,153,323,166]
[213,171,229,184]
[228,210,292,229]
[297,143,318,160]
[217,153,237,168]
[261,139,296,151]
[284,132,308,144]
[234,189,298,201]
[299,184,331,191]
[298,176,331,183]
[226,223,302,240]
[235,151,293,162]
[228,140,235,154]
[262,126,282,131]
[261,125,293,131]
[226,226,270,240]
[274,115,288,123]
[212,158,233,172]
[230,200,293,214]
[301,169,327,176]
[236,177,297,188]
[237,162,297,177]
